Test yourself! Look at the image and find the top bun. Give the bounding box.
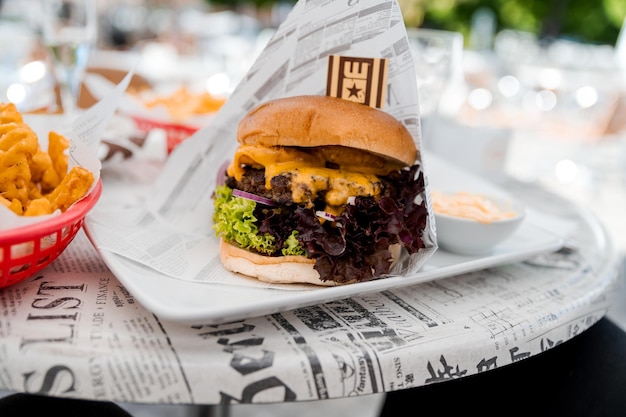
[237,95,418,167]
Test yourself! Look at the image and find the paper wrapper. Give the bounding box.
[86,0,438,290]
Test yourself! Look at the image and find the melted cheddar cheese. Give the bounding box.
[226,145,396,209]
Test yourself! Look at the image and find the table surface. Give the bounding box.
[0,174,620,406]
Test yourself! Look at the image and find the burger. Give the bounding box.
[212,95,428,286]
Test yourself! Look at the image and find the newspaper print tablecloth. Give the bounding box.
[0,178,620,405]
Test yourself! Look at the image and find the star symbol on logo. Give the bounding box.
[346,83,361,99]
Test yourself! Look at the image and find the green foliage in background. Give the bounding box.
[208,0,626,45]
[208,0,289,9]
[403,0,626,45]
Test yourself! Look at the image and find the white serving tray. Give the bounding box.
[85,154,566,324]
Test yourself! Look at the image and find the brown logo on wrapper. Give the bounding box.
[326,56,388,108]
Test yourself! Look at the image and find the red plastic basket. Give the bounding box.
[0,180,102,288]
[130,115,199,153]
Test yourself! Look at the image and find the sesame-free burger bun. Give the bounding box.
[218,238,339,286]
[237,95,417,167]
[219,238,402,286]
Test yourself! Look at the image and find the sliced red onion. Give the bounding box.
[347,196,356,205]
[233,189,276,206]
[216,159,230,186]
[315,210,336,221]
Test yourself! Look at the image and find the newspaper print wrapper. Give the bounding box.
[0,72,133,230]
[86,0,438,290]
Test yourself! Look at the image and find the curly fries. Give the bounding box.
[0,103,94,216]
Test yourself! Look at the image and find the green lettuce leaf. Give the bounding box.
[213,185,306,256]
[281,230,305,256]
[213,185,276,254]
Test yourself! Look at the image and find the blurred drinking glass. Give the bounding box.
[407,28,464,117]
[39,0,97,115]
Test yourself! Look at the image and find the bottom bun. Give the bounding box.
[219,239,401,286]
[219,239,339,286]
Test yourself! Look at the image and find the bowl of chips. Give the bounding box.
[130,115,200,153]
[132,86,226,153]
[0,102,100,288]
